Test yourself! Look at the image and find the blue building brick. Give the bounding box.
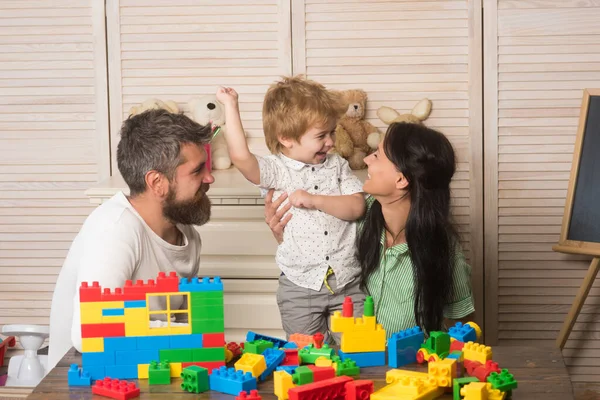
[209,366,257,396]
[179,276,223,292]
[338,350,385,368]
[387,326,425,368]
[104,364,139,380]
[67,364,91,386]
[449,322,477,343]
[137,336,170,350]
[259,348,285,381]
[82,351,115,367]
[246,331,288,348]
[169,334,203,349]
[124,300,146,308]
[115,349,159,365]
[104,337,137,352]
[102,308,124,316]
[82,365,105,380]
[275,366,297,375]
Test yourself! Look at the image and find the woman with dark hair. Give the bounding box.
[265,122,474,336]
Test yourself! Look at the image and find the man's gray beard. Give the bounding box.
[162,188,211,226]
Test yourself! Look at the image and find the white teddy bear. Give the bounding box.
[188,94,234,170]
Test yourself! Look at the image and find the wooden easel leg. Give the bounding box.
[556,257,600,350]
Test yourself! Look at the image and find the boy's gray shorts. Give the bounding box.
[276,272,366,344]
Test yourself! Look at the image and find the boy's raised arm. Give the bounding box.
[216,87,260,185]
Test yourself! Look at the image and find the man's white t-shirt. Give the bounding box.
[47,191,202,370]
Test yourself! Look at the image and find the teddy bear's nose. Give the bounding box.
[207,103,216,110]
[353,105,358,110]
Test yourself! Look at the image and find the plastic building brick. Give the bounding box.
[345,379,374,400]
[487,369,518,392]
[461,381,506,400]
[209,366,257,396]
[463,341,493,364]
[281,348,299,366]
[82,351,115,366]
[115,349,159,365]
[80,281,102,302]
[450,339,465,353]
[81,323,126,339]
[292,365,314,385]
[307,365,335,382]
[315,357,333,367]
[123,300,146,308]
[136,336,169,350]
[170,334,203,349]
[180,365,209,393]
[288,333,315,349]
[235,352,267,377]
[371,375,441,400]
[246,331,288,348]
[104,365,138,380]
[156,271,180,292]
[259,348,286,381]
[274,370,296,400]
[192,347,226,362]
[288,376,352,400]
[385,369,430,384]
[179,276,223,292]
[148,360,171,385]
[449,322,477,343]
[453,377,479,400]
[340,326,386,353]
[81,366,106,380]
[104,337,137,352]
[92,378,140,400]
[283,342,299,349]
[470,360,501,382]
[236,390,262,400]
[338,350,385,368]
[245,339,274,354]
[203,332,225,347]
[335,359,359,377]
[428,358,457,387]
[81,337,105,353]
[298,343,335,364]
[68,364,91,386]
[387,326,424,368]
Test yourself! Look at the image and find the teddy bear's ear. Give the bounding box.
[411,98,432,121]
[164,100,180,114]
[377,106,400,125]
[357,89,368,103]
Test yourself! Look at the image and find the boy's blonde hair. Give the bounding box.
[262,75,346,154]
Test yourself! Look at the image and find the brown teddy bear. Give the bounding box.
[333,89,379,170]
[368,99,432,148]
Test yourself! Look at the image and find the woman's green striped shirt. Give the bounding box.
[361,196,475,338]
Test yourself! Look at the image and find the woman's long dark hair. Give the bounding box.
[358,122,458,334]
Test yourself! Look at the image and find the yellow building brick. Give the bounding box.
[371,376,442,400]
[460,382,488,400]
[463,341,493,364]
[274,370,295,400]
[138,364,149,379]
[235,353,267,378]
[330,311,355,333]
[386,369,430,384]
[428,358,456,388]
[80,301,124,324]
[340,326,386,353]
[81,337,104,352]
[170,362,182,378]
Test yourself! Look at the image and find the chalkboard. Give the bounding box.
[555,89,600,256]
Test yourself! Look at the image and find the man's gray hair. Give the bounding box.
[117,109,212,196]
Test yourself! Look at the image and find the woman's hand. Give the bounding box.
[264,189,292,244]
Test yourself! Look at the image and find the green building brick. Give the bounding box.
[292,366,314,385]
[488,369,518,392]
[159,349,193,363]
[298,344,334,364]
[244,340,274,355]
[180,365,209,393]
[335,359,359,377]
[453,377,479,400]
[191,318,225,334]
[192,347,226,362]
[149,360,171,385]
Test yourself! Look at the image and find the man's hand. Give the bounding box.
[264,189,292,244]
[216,86,239,107]
[289,189,315,209]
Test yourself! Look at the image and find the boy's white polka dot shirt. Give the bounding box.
[257,153,364,291]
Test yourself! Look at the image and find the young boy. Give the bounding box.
[216,76,366,342]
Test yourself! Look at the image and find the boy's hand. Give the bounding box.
[289,189,315,209]
[216,86,239,107]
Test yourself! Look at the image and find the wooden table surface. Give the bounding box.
[27,345,574,400]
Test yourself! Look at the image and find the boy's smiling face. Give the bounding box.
[280,121,337,165]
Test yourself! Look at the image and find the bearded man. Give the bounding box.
[48,109,215,369]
